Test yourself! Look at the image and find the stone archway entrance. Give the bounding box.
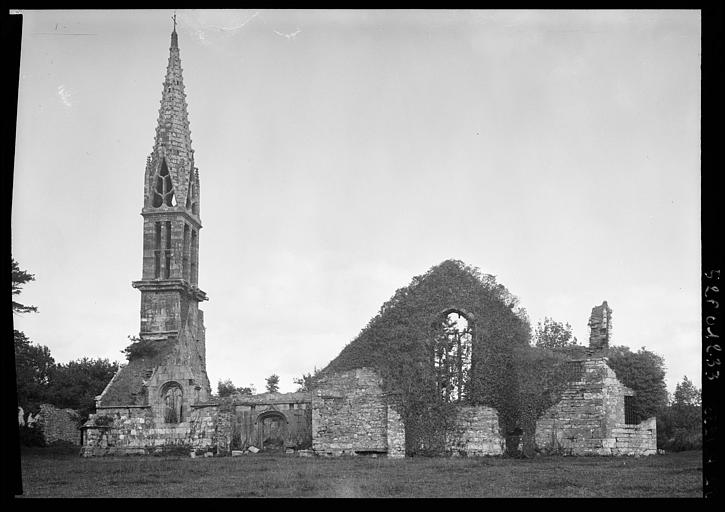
[257,412,287,452]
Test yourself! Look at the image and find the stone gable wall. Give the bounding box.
[535,358,656,456]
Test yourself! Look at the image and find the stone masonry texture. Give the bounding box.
[535,357,656,456]
[36,404,82,446]
[311,367,404,457]
[588,301,612,350]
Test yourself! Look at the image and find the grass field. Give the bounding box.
[17,447,702,498]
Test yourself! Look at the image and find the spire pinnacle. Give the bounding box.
[171,11,178,48]
[149,16,194,211]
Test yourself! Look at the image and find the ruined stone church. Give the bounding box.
[81,27,656,458]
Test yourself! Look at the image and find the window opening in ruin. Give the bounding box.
[164,251,172,279]
[161,382,183,423]
[152,158,175,207]
[165,221,172,249]
[155,222,162,248]
[154,252,161,279]
[433,311,473,403]
[624,395,637,425]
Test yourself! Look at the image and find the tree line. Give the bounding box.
[13,259,119,423]
[12,258,701,452]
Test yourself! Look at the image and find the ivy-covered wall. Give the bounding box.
[318,260,536,454]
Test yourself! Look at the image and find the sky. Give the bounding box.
[11,10,701,395]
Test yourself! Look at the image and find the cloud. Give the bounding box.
[57,84,72,107]
[273,28,301,40]
[181,10,260,47]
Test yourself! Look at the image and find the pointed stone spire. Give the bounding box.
[150,20,194,208]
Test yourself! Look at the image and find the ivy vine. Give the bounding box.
[320,259,583,456]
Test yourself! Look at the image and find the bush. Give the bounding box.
[19,425,46,447]
[657,404,702,452]
[122,337,172,361]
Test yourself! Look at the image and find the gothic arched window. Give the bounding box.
[152,159,175,207]
[161,382,183,423]
[433,311,473,403]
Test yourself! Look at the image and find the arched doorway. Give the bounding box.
[257,411,287,452]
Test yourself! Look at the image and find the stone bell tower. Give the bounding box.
[97,23,211,419]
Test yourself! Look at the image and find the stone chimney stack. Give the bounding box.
[588,301,612,350]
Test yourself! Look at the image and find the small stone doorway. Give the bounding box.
[257,412,287,452]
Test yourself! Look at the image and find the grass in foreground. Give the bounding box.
[18,447,702,498]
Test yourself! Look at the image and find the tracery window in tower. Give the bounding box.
[433,311,473,403]
[152,158,175,207]
[161,382,183,424]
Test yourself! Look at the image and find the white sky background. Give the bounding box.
[11,10,701,395]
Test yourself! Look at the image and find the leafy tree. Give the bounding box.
[13,259,121,421]
[12,258,37,314]
[605,345,668,421]
[217,379,255,398]
[265,374,280,393]
[673,375,701,407]
[217,379,236,398]
[13,258,48,411]
[294,368,320,392]
[533,317,577,348]
[657,375,702,451]
[46,358,119,419]
[14,330,54,409]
